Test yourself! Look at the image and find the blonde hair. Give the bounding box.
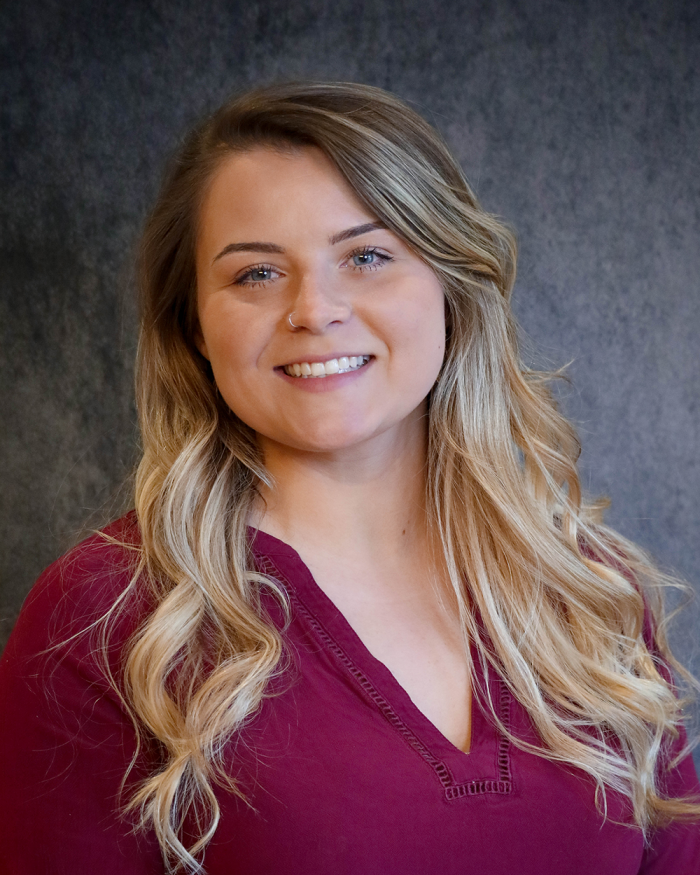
[115,81,699,870]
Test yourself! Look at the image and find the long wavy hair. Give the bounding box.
[116,81,698,870]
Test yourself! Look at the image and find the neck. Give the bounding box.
[252,407,431,568]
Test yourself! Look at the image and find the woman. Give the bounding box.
[0,82,698,874]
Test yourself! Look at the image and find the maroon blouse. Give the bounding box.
[0,513,698,874]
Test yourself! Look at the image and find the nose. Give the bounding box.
[286,269,351,333]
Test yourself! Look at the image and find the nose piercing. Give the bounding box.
[288,313,298,329]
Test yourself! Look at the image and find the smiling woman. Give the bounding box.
[195,147,445,452]
[0,82,698,875]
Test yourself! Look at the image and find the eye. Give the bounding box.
[234,264,281,287]
[346,246,393,272]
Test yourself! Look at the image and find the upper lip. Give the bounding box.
[277,352,372,368]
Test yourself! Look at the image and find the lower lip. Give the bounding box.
[276,359,373,392]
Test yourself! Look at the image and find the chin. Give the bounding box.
[255,402,427,458]
[288,427,376,454]
[263,411,386,454]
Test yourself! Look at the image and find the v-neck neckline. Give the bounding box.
[250,527,513,799]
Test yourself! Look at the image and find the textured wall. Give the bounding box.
[1,0,698,731]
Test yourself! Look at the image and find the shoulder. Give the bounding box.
[3,511,148,666]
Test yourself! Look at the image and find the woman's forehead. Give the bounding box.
[196,146,381,262]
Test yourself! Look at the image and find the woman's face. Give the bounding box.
[195,146,446,457]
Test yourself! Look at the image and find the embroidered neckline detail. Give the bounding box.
[256,549,513,801]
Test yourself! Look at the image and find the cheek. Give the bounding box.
[384,285,446,366]
[198,300,263,373]
[196,307,283,430]
[201,327,240,378]
[197,324,255,416]
[369,293,445,414]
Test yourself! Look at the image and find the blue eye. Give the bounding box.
[352,251,377,266]
[249,267,274,282]
[235,265,278,286]
[348,247,392,271]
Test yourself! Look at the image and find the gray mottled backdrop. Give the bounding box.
[1,0,699,753]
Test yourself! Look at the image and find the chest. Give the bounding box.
[219,540,647,874]
[196,584,644,875]
[299,554,473,751]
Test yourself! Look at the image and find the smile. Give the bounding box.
[283,355,371,378]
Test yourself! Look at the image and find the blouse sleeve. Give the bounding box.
[637,724,700,873]
[0,539,164,875]
[637,599,700,873]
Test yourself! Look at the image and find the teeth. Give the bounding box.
[284,356,370,378]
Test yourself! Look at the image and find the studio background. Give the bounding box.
[1,0,699,769]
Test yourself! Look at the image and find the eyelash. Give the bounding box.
[232,246,393,288]
[346,246,393,271]
[233,264,279,288]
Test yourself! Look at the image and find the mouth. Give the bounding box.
[282,355,371,378]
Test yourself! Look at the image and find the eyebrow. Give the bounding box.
[328,221,387,245]
[212,221,388,264]
[212,241,284,263]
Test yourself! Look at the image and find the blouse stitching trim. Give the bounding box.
[256,552,513,800]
